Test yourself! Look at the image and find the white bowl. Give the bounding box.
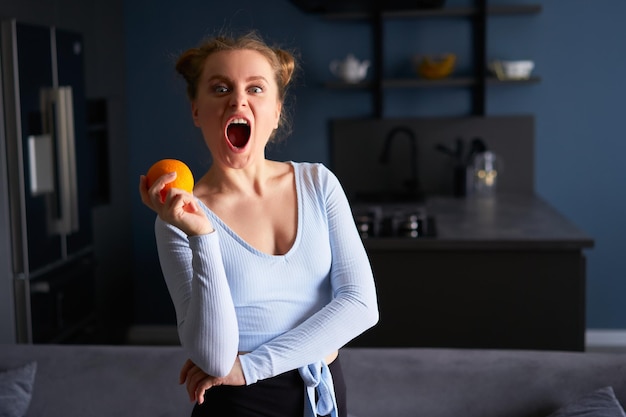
[490,60,534,80]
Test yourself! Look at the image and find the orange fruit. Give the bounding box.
[145,159,194,200]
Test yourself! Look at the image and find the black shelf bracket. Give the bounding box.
[473,0,487,116]
[372,11,384,118]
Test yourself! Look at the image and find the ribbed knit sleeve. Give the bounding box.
[239,163,379,384]
[154,219,239,377]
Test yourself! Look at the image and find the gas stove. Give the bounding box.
[352,203,436,239]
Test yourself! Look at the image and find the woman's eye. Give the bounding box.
[249,86,263,93]
[213,85,229,93]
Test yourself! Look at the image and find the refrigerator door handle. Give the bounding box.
[40,86,79,235]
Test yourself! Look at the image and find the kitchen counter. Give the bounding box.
[351,193,593,351]
[360,193,594,251]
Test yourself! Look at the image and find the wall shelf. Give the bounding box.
[325,75,541,90]
[317,1,542,117]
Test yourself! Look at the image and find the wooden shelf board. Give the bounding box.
[324,75,541,90]
[383,77,476,88]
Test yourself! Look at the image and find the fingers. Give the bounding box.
[179,359,194,385]
[153,172,176,204]
[186,366,205,402]
[178,358,245,405]
[139,172,176,207]
[164,189,194,212]
[186,367,218,404]
[195,377,216,405]
[180,362,206,401]
[139,172,190,214]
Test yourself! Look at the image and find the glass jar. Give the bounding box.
[472,151,499,197]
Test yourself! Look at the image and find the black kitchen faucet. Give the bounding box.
[379,126,424,200]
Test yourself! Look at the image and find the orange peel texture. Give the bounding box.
[145,159,195,200]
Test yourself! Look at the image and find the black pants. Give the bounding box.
[191,356,347,417]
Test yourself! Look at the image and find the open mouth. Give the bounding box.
[226,118,251,149]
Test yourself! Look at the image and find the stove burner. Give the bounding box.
[353,205,436,239]
[394,213,423,238]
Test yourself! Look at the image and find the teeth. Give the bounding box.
[229,118,249,125]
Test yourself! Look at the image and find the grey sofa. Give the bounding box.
[2,343,626,417]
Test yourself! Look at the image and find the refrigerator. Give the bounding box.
[0,20,96,343]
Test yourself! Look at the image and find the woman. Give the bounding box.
[139,31,378,417]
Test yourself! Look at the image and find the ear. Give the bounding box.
[191,101,200,127]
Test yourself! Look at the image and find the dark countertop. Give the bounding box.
[358,193,595,251]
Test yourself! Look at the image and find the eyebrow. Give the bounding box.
[206,75,270,84]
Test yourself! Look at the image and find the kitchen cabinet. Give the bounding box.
[329,114,590,351]
[348,195,594,351]
[316,1,542,117]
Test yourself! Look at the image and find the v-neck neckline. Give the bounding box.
[198,161,301,258]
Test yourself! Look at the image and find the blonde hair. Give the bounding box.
[175,31,297,141]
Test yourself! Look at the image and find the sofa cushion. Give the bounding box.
[0,344,193,417]
[0,361,37,417]
[340,348,626,417]
[548,386,626,417]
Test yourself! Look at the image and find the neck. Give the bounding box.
[202,159,274,197]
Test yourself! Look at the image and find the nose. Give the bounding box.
[229,87,247,108]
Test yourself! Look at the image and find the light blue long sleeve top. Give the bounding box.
[154,162,379,415]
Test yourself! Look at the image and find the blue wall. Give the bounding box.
[125,0,626,328]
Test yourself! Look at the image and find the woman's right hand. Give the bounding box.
[139,173,214,236]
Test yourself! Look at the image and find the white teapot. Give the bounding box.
[330,54,370,83]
